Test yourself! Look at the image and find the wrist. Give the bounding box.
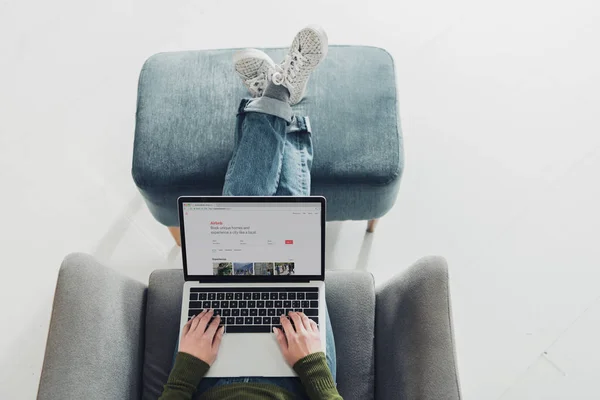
[179,350,210,365]
[293,352,337,396]
[169,352,211,387]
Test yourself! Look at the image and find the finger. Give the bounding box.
[289,312,306,333]
[273,327,288,352]
[182,315,195,335]
[309,319,319,332]
[196,309,213,333]
[204,315,221,338]
[299,312,312,331]
[212,326,225,349]
[280,314,296,337]
[190,310,207,332]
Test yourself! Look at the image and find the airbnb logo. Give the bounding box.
[210,221,223,225]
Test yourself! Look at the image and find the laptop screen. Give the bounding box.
[179,198,324,281]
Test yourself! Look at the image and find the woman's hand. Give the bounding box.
[179,309,224,365]
[273,311,322,367]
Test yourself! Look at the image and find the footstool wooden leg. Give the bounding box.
[367,219,379,233]
[168,226,181,247]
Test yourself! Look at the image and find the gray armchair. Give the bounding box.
[38,253,461,399]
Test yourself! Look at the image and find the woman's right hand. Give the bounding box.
[273,311,322,366]
[179,309,224,366]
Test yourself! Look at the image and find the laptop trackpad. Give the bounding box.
[205,332,296,377]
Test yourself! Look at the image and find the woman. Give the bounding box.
[159,25,342,400]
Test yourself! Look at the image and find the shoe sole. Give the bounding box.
[232,48,276,70]
[304,24,329,61]
[290,24,329,105]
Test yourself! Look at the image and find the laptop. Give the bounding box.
[177,196,326,377]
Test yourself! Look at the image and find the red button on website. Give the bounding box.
[285,240,294,244]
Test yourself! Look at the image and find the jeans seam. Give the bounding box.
[223,118,244,193]
[299,133,307,195]
[272,120,286,194]
[225,99,252,193]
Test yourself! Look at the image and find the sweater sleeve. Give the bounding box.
[158,352,211,400]
[293,352,343,400]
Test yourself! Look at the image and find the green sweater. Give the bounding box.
[159,352,342,400]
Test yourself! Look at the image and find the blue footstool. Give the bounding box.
[132,46,403,241]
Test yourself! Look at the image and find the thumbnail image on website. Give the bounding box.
[212,262,296,276]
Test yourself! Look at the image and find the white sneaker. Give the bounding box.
[272,25,329,105]
[233,49,277,97]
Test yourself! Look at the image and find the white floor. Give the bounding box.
[1,0,599,398]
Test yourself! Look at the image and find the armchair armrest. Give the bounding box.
[375,256,461,400]
[38,253,147,400]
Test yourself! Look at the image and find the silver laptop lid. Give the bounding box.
[178,196,326,283]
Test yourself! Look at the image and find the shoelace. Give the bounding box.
[245,70,270,95]
[272,51,307,89]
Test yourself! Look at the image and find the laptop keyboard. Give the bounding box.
[188,287,319,333]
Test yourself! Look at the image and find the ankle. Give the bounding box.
[263,80,291,103]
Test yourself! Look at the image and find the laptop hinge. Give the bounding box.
[195,280,318,284]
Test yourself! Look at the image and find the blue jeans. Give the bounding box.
[222,97,313,197]
[191,97,335,399]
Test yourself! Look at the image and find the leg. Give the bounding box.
[367,218,379,233]
[168,226,181,246]
[226,22,324,197]
[275,115,313,196]
[222,97,293,196]
[168,97,296,245]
